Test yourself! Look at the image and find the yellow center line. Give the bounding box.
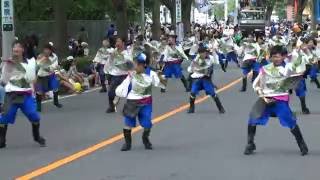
[15,77,242,180]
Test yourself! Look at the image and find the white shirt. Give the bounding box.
[109,49,133,76]
[189,54,220,79]
[161,45,189,62]
[5,58,36,93]
[127,70,163,100]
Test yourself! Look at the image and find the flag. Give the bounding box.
[195,0,212,13]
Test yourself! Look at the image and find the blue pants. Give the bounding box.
[248,100,297,129]
[308,65,318,80]
[0,95,40,124]
[191,78,216,96]
[295,79,307,97]
[124,104,152,129]
[226,51,238,64]
[163,63,183,78]
[242,61,260,76]
[96,63,106,85]
[218,52,226,65]
[36,74,60,93]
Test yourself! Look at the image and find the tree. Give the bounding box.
[111,0,129,40]
[182,0,192,34]
[161,0,176,29]
[295,0,308,24]
[265,0,276,24]
[151,0,161,40]
[54,0,68,56]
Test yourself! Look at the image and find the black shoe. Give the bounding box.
[244,125,256,155]
[240,77,247,92]
[302,108,310,114]
[299,97,310,114]
[291,125,308,156]
[0,125,8,149]
[106,108,116,113]
[188,96,195,113]
[161,88,166,93]
[244,143,256,155]
[213,96,225,114]
[53,92,63,108]
[54,103,63,108]
[32,123,46,147]
[121,129,132,151]
[99,85,107,93]
[106,96,116,113]
[142,129,153,150]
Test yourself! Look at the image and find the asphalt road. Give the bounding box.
[1,66,320,180]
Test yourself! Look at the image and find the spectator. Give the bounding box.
[106,24,115,39]
[77,27,89,44]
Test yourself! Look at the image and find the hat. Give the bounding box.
[198,43,209,53]
[135,53,147,64]
[81,42,88,47]
[67,56,74,61]
[168,30,177,38]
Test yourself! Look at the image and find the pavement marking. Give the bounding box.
[42,87,100,104]
[15,77,242,180]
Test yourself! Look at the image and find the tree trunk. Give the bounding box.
[54,0,68,56]
[265,4,274,25]
[169,5,176,30]
[152,0,161,40]
[112,0,129,41]
[295,0,308,24]
[182,0,192,35]
[311,0,316,30]
[161,0,176,30]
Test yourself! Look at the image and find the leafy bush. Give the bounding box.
[60,56,93,72]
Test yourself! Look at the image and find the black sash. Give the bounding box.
[3,93,25,114]
[123,100,142,118]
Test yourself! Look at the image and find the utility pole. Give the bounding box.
[234,0,239,25]
[1,0,15,61]
[311,0,316,31]
[141,0,145,36]
[224,0,228,24]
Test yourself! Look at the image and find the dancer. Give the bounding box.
[244,45,308,156]
[35,43,63,112]
[116,53,166,151]
[0,40,46,148]
[160,32,190,93]
[106,37,133,113]
[187,43,225,114]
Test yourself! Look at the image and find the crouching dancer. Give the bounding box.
[0,41,46,148]
[116,53,166,151]
[244,45,308,156]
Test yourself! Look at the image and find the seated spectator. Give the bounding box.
[66,56,84,84]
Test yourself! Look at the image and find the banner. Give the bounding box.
[2,0,14,31]
[315,0,320,23]
[195,0,212,13]
[176,0,182,23]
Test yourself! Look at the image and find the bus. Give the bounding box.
[238,8,265,34]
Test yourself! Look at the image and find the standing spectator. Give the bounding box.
[77,27,89,44]
[106,24,116,48]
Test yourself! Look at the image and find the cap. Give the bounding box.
[135,53,147,64]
